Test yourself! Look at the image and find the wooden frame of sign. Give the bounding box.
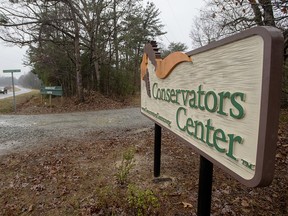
[141,26,283,187]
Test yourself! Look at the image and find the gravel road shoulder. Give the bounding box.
[0,108,153,155]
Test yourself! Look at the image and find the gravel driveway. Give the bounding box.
[0,108,153,155]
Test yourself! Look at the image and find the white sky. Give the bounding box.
[146,0,204,49]
[0,0,204,78]
[0,42,30,78]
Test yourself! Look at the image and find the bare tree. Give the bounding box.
[190,9,226,48]
[0,0,166,98]
[190,0,287,45]
[190,0,288,105]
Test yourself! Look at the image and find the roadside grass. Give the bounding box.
[279,108,288,124]
[0,90,40,114]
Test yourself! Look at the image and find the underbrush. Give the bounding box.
[6,90,140,115]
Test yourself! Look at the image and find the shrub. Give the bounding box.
[127,185,159,216]
[115,148,135,185]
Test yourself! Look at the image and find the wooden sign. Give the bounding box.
[141,27,283,187]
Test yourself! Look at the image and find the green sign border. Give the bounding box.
[3,69,21,73]
[40,86,63,96]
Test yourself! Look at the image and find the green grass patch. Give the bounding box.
[0,90,40,114]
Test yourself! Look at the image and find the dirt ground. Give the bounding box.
[0,92,287,215]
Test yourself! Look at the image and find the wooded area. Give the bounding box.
[0,0,166,101]
[0,0,287,104]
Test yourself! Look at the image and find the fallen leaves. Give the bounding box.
[182,202,193,208]
[241,199,249,207]
[0,108,287,215]
[15,91,132,115]
[30,184,45,192]
[28,204,34,212]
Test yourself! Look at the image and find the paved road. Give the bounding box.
[0,108,153,155]
[0,86,32,100]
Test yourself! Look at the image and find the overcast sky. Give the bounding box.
[0,0,204,78]
[145,0,204,49]
[0,42,30,78]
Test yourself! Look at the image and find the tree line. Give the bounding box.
[1,0,287,105]
[0,72,41,89]
[0,0,166,101]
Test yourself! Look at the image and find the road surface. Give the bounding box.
[0,108,153,155]
[0,86,32,100]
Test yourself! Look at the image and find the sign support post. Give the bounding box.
[154,124,162,177]
[11,72,16,112]
[49,94,52,107]
[197,156,213,216]
[3,69,21,112]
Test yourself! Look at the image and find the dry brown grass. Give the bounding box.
[0,90,39,114]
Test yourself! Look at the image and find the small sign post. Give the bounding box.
[3,69,21,112]
[141,27,284,214]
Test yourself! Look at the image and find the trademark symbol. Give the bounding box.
[241,159,255,170]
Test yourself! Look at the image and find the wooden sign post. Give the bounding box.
[141,27,283,214]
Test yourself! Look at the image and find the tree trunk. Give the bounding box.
[133,44,141,94]
[113,0,119,72]
[258,0,276,26]
[248,0,264,26]
[93,49,100,91]
[66,0,84,102]
[75,29,84,102]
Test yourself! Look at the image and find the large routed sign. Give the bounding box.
[141,27,283,187]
